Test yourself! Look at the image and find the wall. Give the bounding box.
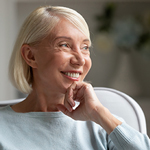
[0,0,18,100]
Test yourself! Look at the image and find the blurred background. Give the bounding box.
[0,0,150,136]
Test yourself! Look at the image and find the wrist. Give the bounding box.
[92,105,122,134]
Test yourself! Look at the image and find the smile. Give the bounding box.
[64,72,80,78]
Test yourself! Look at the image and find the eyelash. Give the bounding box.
[58,42,90,51]
[82,45,90,50]
[61,43,69,47]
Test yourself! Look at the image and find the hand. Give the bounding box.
[57,81,103,121]
[57,81,122,134]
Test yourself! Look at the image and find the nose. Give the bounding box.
[70,51,85,67]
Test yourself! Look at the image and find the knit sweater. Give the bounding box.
[0,106,149,150]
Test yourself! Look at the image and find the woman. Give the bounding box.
[0,5,149,150]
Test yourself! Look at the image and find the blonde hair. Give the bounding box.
[9,6,91,94]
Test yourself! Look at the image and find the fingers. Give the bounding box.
[57,104,79,120]
[64,82,77,112]
[56,104,72,116]
[57,82,99,121]
[61,82,82,112]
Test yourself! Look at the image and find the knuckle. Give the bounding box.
[84,83,92,90]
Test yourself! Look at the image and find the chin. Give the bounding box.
[60,79,83,94]
[60,84,72,94]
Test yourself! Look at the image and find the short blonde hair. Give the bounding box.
[9,5,91,94]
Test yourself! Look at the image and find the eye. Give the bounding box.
[82,45,89,50]
[81,45,90,55]
[59,43,70,48]
[61,44,68,47]
[81,44,91,52]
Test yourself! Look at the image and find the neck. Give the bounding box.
[12,88,65,113]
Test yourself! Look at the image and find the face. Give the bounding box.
[32,18,92,94]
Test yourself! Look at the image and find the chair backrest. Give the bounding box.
[0,98,24,107]
[0,87,147,134]
[94,87,147,134]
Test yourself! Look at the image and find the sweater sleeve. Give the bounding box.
[108,122,150,150]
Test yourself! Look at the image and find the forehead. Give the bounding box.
[50,18,91,44]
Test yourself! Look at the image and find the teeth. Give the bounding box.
[65,72,80,78]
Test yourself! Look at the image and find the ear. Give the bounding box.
[21,44,37,68]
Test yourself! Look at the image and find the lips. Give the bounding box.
[61,71,81,79]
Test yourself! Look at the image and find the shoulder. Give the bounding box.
[0,106,18,124]
[0,106,10,116]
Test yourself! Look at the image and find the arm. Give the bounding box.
[57,82,150,150]
[108,122,150,150]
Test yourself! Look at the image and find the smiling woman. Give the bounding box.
[0,5,149,150]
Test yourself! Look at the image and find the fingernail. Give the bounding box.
[69,107,72,112]
[71,101,75,107]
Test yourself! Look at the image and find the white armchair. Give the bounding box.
[94,87,147,134]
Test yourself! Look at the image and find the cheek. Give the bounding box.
[55,53,69,66]
[85,57,92,72]
[81,57,91,81]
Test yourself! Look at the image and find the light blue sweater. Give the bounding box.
[0,106,149,150]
